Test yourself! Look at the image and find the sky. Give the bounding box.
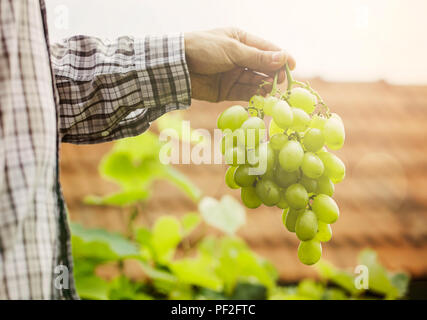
[45,0,427,84]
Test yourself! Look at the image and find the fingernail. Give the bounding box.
[272,51,284,63]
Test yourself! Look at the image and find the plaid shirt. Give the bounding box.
[0,0,191,299]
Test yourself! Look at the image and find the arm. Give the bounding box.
[51,28,294,144]
[51,34,191,144]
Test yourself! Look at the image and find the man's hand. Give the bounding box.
[184,28,296,102]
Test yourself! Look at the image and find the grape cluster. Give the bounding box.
[217,68,345,265]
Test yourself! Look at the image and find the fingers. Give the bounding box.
[221,69,271,102]
[228,28,296,71]
[238,68,285,86]
[264,69,286,84]
[238,69,271,85]
[232,28,282,52]
[228,40,295,76]
[212,68,267,102]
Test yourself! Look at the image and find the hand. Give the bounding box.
[184,27,296,102]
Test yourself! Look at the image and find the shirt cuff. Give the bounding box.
[134,33,191,111]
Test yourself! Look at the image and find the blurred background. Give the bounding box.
[46,0,427,298]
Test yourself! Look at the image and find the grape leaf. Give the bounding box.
[216,237,275,295]
[75,275,110,300]
[151,216,182,264]
[161,167,202,202]
[181,212,201,236]
[100,152,165,189]
[199,195,246,235]
[358,249,404,299]
[112,131,161,162]
[156,112,204,144]
[170,255,223,291]
[389,272,410,298]
[297,279,325,299]
[71,223,138,260]
[316,260,361,296]
[84,189,149,207]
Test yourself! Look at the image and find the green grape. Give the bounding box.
[234,164,256,187]
[287,87,317,114]
[255,178,281,206]
[241,186,262,209]
[249,95,265,110]
[301,152,324,179]
[224,146,246,166]
[221,128,245,154]
[317,151,345,183]
[309,115,326,129]
[303,128,324,152]
[241,117,266,149]
[299,175,317,193]
[221,134,230,155]
[312,194,339,224]
[295,210,318,241]
[283,208,302,232]
[264,143,276,172]
[232,128,246,146]
[278,140,304,172]
[272,100,293,129]
[315,175,334,196]
[248,108,258,117]
[225,166,240,189]
[277,189,289,209]
[270,133,288,151]
[263,96,278,116]
[217,105,248,131]
[261,167,275,180]
[298,240,322,265]
[315,221,332,242]
[275,167,300,188]
[290,107,310,132]
[282,208,289,224]
[248,142,275,174]
[323,113,345,150]
[285,183,308,209]
[269,119,283,137]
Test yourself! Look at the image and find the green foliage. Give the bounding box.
[75,274,110,300]
[84,127,201,207]
[156,112,204,144]
[71,223,139,262]
[151,217,182,264]
[72,215,410,300]
[182,212,201,236]
[72,115,410,300]
[85,190,150,207]
[358,249,409,299]
[316,260,362,296]
[170,255,223,291]
[199,195,246,235]
[315,249,410,299]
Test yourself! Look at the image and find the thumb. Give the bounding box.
[229,41,290,73]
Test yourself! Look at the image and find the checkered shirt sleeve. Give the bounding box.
[51,34,192,144]
[0,0,191,300]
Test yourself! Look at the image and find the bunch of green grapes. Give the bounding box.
[217,65,345,265]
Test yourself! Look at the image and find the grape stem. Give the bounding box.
[284,64,331,117]
[246,106,264,119]
[285,63,294,92]
[271,72,279,96]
